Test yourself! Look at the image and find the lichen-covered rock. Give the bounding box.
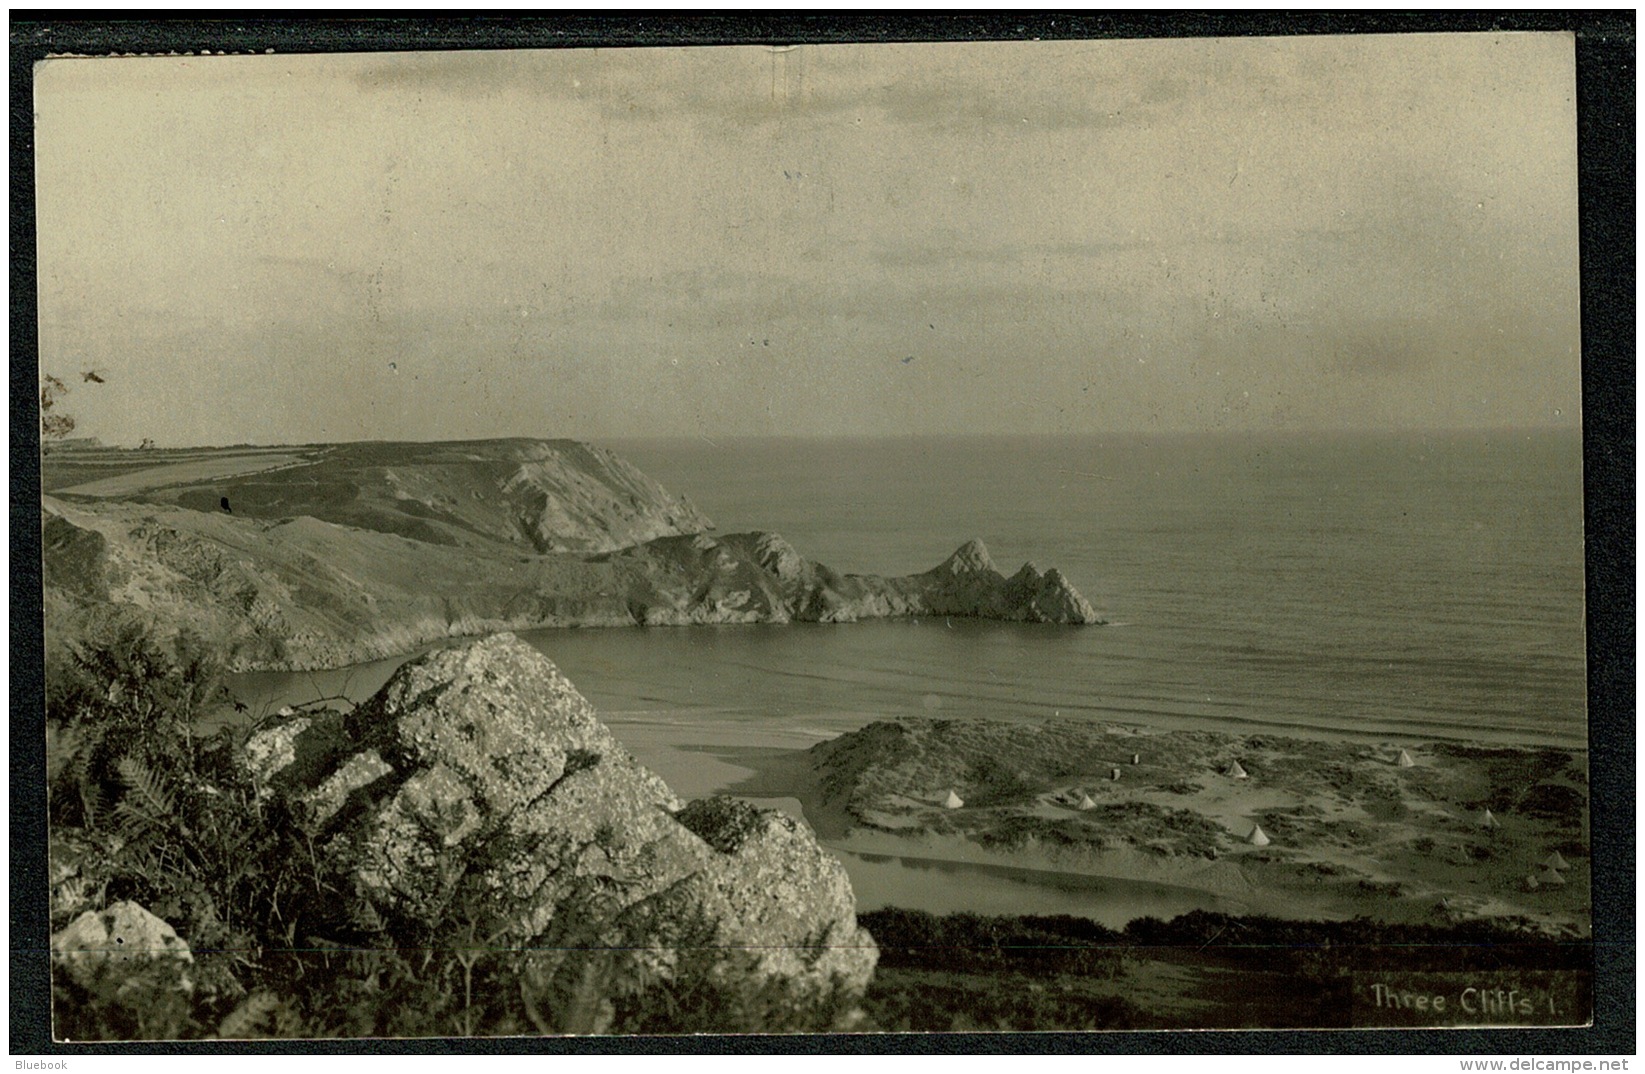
[517,797,877,1034]
[320,635,704,940]
[241,711,352,802]
[298,748,394,828]
[245,632,876,1031]
[669,797,877,992]
[52,901,194,1000]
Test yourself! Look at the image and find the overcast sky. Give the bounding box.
[35,33,1579,446]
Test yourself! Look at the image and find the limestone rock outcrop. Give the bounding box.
[907,539,1101,623]
[609,532,1104,628]
[1003,563,1100,624]
[241,632,875,1032]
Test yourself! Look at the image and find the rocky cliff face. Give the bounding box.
[42,439,1102,671]
[612,533,1100,627]
[45,498,1102,671]
[241,633,876,1032]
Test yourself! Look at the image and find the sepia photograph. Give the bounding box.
[26,22,1606,1044]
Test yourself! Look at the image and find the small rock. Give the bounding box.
[52,901,194,999]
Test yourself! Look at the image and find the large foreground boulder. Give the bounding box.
[244,633,875,1032]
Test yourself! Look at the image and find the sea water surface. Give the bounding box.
[589,429,1585,748]
[227,430,1588,920]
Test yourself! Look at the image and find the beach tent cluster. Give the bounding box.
[1525,850,1572,891]
[1472,805,1576,894]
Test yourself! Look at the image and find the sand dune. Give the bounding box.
[720,716,1591,935]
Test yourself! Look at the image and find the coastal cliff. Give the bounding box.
[42,439,1101,671]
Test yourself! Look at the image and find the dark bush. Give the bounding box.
[1517,782,1585,822]
[860,907,1127,979]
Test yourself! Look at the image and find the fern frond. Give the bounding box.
[115,754,177,828]
[113,802,166,848]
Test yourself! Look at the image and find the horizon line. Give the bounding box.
[42,422,1586,454]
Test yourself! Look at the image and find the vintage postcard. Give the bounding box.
[32,29,1591,1040]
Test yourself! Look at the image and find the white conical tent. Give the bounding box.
[1544,851,1571,871]
[943,790,964,809]
[1481,808,1501,829]
[1077,793,1096,810]
[1536,868,1567,887]
[1396,750,1416,768]
[1227,761,1249,779]
[1248,824,1270,847]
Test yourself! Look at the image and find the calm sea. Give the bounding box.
[584,429,1588,749]
[231,430,1588,752]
